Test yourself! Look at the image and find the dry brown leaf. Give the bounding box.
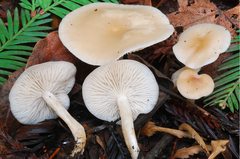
[167,0,238,42]
[0,0,15,19]
[138,0,152,6]
[172,140,230,159]
[120,0,152,6]
[223,4,239,29]
[140,120,192,138]
[179,123,210,156]
[172,145,213,159]
[0,125,38,158]
[51,14,61,30]
[208,140,229,159]
[96,135,106,156]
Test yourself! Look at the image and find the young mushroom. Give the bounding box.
[171,66,201,88]
[59,2,174,65]
[9,61,86,156]
[82,60,159,159]
[173,23,231,69]
[176,68,214,100]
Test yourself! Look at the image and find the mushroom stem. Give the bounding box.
[187,99,195,103]
[42,91,86,156]
[117,95,140,159]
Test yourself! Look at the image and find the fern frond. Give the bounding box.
[204,30,240,113]
[225,31,240,52]
[48,0,119,18]
[0,8,52,85]
[20,0,119,18]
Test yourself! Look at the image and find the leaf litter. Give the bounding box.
[0,0,239,158]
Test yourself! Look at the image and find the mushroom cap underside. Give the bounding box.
[82,59,159,123]
[9,61,76,124]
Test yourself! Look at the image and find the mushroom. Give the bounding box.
[82,60,159,159]
[171,66,201,88]
[59,2,174,65]
[173,23,231,69]
[176,68,214,100]
[9,61,86,156]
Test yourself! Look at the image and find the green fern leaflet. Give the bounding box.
[204,30,240,113]
[0,0,119,85]
[0,8,52,84]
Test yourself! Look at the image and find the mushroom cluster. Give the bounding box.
[9,2,174,159]
[172,23,231,100]
[58,2,173,158]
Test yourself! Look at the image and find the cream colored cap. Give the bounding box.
[173,23,231,69]
[59,2,174,65]
[171,66,201,88]
[177,69,214,99]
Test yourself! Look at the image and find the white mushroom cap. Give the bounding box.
[9,61,76,124]
[177,69,214,100]
[59,2,174,65]
[82,59,159,122]
[82,59,159,159]
[173,23,231,69]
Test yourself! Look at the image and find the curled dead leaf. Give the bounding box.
[172,140,230,159]
[172,145,213,159]
[140,120,192,138]
[208,140,229,159]
[96,135,106,156]
[179,123,210,156]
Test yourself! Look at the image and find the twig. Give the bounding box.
[49,148,60,159]
[145,134,174,159]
